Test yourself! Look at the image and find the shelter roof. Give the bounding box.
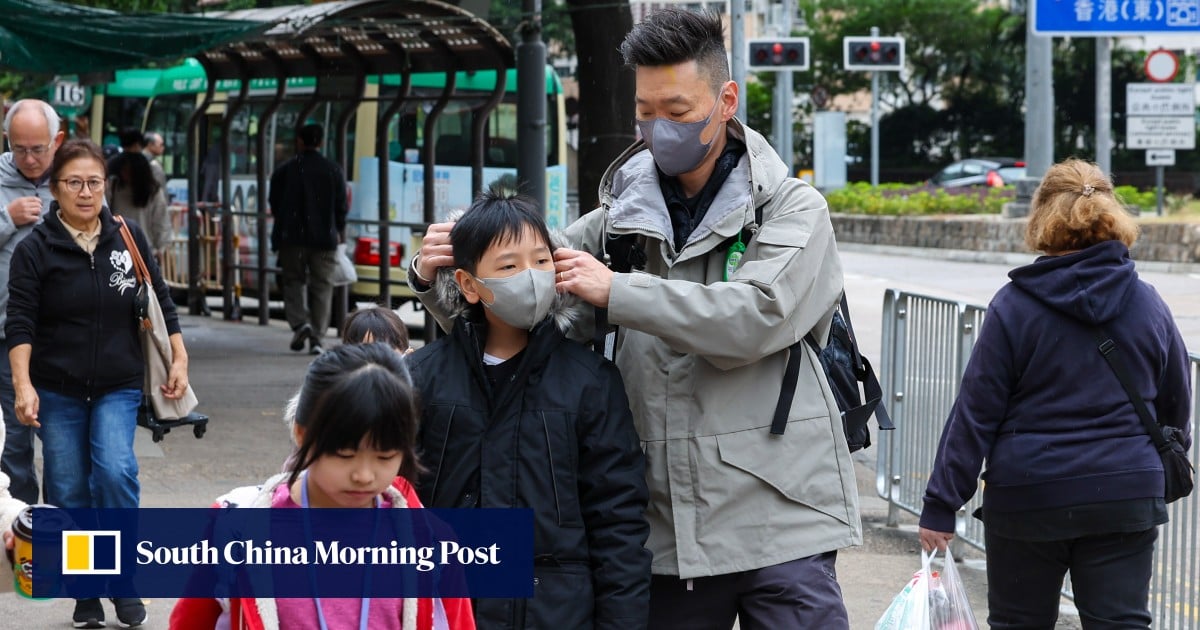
[196,0,513,83]
[0,0,267,76]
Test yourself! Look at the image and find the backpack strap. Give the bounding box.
[770,294,894,436]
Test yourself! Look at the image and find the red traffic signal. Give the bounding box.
[747,37,810,72]
[843,36,905,71]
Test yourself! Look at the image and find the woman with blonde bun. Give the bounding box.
[919,159,1191,628]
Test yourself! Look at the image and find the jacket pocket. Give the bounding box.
[541,411,584,527]
[716,417,850,524]
[524,564,594,630]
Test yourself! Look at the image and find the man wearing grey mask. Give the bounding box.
[410,9,851,629]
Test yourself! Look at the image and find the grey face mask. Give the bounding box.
[475,268,556,331]
[636,89,725,177]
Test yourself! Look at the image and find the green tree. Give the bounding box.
[796,0,1025,171]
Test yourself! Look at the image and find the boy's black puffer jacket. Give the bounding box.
[408,312,651,630]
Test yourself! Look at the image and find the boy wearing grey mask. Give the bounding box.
[405,188,652,629]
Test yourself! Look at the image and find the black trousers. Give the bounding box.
[985,527,1157,630]
[647,551,849,630]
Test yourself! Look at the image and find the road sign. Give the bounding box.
[1144,49,1180,82]
[1033,0,1200,35]
[1125,82,1196,149]
[1127,117,1196,149]
[1126,83,1194,115]
[1146,149,1176,166]
[52,80,86,108]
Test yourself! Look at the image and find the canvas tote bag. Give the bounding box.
[116,216,199,419]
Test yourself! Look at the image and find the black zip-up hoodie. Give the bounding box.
[6,204,181,400]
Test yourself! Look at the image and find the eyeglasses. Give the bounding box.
[10,144,50,159]
[56,178,106,193]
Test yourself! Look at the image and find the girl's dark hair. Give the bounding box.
[341,306,410,351]
[287,343,422,486]
[450,187,553,274]
[108,151,160,207]
[619,9,729,93]
[49,138,106,184]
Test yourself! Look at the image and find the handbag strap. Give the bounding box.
[115,216,151,286]
[1092,326,1172,454]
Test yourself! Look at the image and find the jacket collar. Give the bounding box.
[42,202,120,250]
[597,119,785,262]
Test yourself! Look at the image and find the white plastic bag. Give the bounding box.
[929,548,979,630]
[332,242,357,286]
[875,551,932,630]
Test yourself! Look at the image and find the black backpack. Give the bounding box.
[770,293,894,451]
[599,208,893,451]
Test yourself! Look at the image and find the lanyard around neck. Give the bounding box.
[299,470,380,630]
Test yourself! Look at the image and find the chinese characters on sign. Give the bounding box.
[1035,0,1200,34]
[1126,84,1197,150]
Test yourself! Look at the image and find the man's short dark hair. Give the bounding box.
[118,127,144,149]
[619,9,729,93]
[450,188,553,275]
[298,124,324,149]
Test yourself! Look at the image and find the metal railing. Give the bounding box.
[876,288,1200,629]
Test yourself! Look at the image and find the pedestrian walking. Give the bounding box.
[106,149,170,257]
[0,99,62,507]
[413,10,855,628]
[7,138,191,628]
[919,158,1192,628]
[407,190,651,629]
[268,123,348,355]
[170,343,475,630]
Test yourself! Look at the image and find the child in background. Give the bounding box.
[342,306,413,353]
[170,344,474,630]
[407,189,651,628]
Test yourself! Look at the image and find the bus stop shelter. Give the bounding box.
[185,0,513,323]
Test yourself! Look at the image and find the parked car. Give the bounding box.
[929,158,1026,188]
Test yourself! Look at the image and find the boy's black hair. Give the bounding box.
[619,9,729,94]
[287,343,422,486]
[342,305,410,351]
[450,187,553,275]
[298,123,324,149]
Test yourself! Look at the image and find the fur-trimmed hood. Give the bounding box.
[432,210,586,333]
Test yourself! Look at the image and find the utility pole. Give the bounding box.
[771,2,794,173]
[1096,37,1112,177]
[1024,5,1053,179]
[732,0,746,122]
[869,26,880,186]
[517,0,547,210]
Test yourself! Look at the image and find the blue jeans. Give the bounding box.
[36,388,141,509]
[0,356,39,503]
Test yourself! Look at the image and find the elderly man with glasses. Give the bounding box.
[0,99,64,506]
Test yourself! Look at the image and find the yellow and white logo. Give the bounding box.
[62,531,122,575]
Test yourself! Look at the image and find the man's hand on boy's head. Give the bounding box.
[554,248,612,308]
[415,221,456,284]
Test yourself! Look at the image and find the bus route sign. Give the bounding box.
[1034,0,1200,36]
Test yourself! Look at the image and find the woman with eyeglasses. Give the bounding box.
[4,138,189,628]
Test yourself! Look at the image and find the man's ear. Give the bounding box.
[455,268,482,304]
[720,80,738,122]
[52,130,65,149]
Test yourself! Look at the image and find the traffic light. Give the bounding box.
[747,37,810,72]
[843,36,905,71]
